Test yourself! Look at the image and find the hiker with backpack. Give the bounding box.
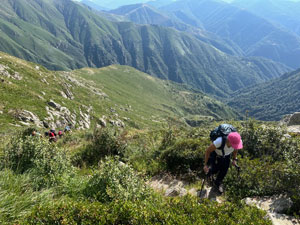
[203,124,243,194]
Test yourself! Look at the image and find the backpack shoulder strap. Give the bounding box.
[219,136,227,157]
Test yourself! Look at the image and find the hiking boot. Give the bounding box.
[217,184,224,194]
[213,181,224,194]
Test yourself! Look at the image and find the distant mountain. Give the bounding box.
[80,0,149,10]
[81,0,109,11]
[109,3,243,56]
[232,0,300,36]
[228,68,300,121]
[0,51,238,131]
[0,0,290,98]
[147,0,180,8]
[161,0,300,69]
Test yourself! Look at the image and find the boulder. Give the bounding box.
[99,118,107,127]
[15,110,43,127]
[244,196,297,225]
[48,100,61,110]
[280,112,300,126]
[287,112,300,126]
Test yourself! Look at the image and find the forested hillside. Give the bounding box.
[228,68,300,121]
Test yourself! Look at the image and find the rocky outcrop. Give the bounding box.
[77,108,91,130]
[280,112,300,134]
[280,112,300,126]
[45,105,76,129]
[0,64,22,80]
[48,100,62,111]
[148,174,221,202]
[244,196,299,225]
[98,116,107,127]
[109,119,125,128]
[14,110,43,127]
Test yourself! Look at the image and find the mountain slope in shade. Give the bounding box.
[0,51,238,131]
[80,0,149,10]
[161,0,300,69]
[109,3,243,56]
[228,68,300,121]
[0,0,290,98]
[232,0,300,36]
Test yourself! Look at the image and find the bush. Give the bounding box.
[283,137,300,215]
[224,157,288,199]
[240,120,292,161]
[159,138,206,174]
[22,197,108,225]
[22,195,271,225]
[74,128,127,167]
[2,132,72,188]
[83,157,151,202]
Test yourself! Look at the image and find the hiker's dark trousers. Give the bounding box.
[208,152,231,187]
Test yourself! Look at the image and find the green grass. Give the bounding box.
[0,51,238,133]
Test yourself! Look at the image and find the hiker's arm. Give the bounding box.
[232,149,238,166]
[203,144,216,173]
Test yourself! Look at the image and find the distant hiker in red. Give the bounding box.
[49,131,57,142]
[203,129,243,194]
[58,130,63,138]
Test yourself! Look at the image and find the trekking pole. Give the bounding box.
[234,164,241,178]
[199,174,207,199]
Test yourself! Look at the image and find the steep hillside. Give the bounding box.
[161,0,300,69]
[80,0,149,10]
[81,0,109,11]
[0,51,239,132]
[228,68,300,121]
[0,0,290,98]
[232,0,300,36]
[109,3,243,56]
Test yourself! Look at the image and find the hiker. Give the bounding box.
[49,130,57,142]
[203,131,243,193]
[31,130,41,137]
[58,130,63,138]
[64,125,71,133]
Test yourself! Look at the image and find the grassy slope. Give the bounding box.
[0,51,238,133]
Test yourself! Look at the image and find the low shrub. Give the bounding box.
[83,157,151,202]
[159,138,206,174]
[22,195,271,225]
[224,157,288,199]
[2,132,72,188]
[22,197,108,225]
[74,128,127,167]
[283,137,300,215]
[240,120,293,161]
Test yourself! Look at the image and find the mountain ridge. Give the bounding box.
[0,0,290,98]
[160,0,300,69]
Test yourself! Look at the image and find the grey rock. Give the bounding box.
[0,64,22,80]
[61,85,74,100]
[244,195,296,225]
[99,118,107,127]
[288,112,300,126]
[41,78,49,85]
[48,100,61,110]
[16,110,43,127]
[109,119,125,128]
[280,112,300,126]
